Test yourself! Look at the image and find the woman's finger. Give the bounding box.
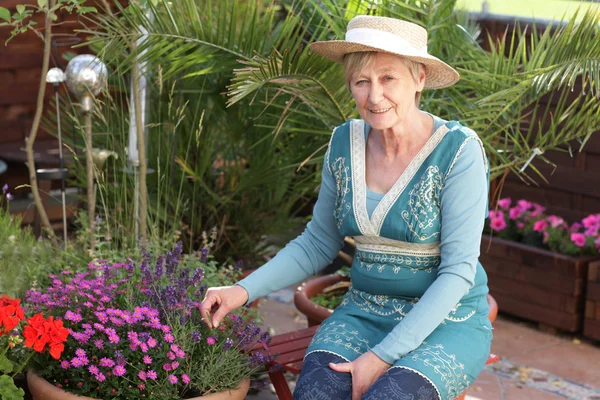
[329,362,352,373]
[199,295,218,328]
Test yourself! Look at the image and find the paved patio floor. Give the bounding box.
[246,286,600,400]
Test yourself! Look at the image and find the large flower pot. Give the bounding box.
[584,261,600,341]
[480,234,599,332]
[294,274,348,327]
[27,371,250,400]
[295,274,499,327]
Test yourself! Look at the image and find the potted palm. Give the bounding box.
[483,198,600,332]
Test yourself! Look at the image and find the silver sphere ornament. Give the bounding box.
[65,54,108,98]
[46,67,66,84]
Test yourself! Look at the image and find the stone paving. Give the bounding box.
[246,287,600,400]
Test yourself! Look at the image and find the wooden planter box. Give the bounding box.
[480,234,598,332]
[584,262,600,341]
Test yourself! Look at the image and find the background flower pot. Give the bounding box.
[480,234,598,332]
[294,274,348,327]
[584,261,600,341]
[27,371,250,400]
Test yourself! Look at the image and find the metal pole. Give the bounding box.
[83,101,95,253]
[54,86,68,249]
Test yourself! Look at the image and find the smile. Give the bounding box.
[370,107,391,114]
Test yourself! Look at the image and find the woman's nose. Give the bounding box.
[369,82,384,104]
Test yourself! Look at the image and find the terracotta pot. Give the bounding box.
[294,274,498,327]
[27,371,250,400]
[294,274,348,327]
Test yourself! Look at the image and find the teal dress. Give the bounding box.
[303,118,493,400]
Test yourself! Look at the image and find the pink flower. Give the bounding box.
[497,198,511,210]
[88,365,99,375]
[164,333,174,343]
[517,200,532,211]
[171,361,179,369]
[207,337,216,345]
[95,373,106,382]
[490,217,507,231]
[182,374,190,384]
[143,355,152,364]
[113,365,126,377]
[571,233,586,247]
[509,207,523,220]
[533,220,548,232]
[147,337,157,348]
[60,360,70,369]
[530,204,546,218]
[570,222,583,233]
[585,227,598,236]
[138,371,147,381]
[163,363,172,371]
[99,357,115,368]
[543,231,550,243]
[517,222,525,229]
[147,370,158,380]
[582,214,599,229]
[168,375,178,384]
[547,215,565,228]
[489,210,504,220]
[595,237,600,249]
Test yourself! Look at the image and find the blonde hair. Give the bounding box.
[343,52,424,106]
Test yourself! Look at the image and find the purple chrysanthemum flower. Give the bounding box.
[171,361,179,369]
[95,372,106,382]
[113,365,126,376]
[168,374,178,384]
[164,333,174,343]
[88,365,99,375]
[207,337,216,345]
[65,311,82,322]
[147,370,158,380]
[182,374,190,384]
[143,355,152,364]
[163,363,172,371]
[138,371,147,381]
[99,357,115,368]
[60,360,70,369]
[75,348,86,358]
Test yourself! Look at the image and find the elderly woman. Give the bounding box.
[200,15,491,400]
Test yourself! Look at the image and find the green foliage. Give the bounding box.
[0,375,24,400]
[229,0,600,185]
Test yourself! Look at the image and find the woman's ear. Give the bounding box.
[417,63,426,91]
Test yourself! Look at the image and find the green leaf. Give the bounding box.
[15,5,25,15]
[0,6,10,22]
[77,6,97,14]
[0,354,14,373]
[37,0,47,8]
[0,375,25,400]
[49,11,57,21]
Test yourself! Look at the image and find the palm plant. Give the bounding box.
[65,0,599,261]
[229,0,600,187]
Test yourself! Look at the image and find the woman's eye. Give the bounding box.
[384,76,394,81]
[355,79,367,85]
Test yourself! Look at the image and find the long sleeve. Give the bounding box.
[236,152,345,303]
[370,139,488,364]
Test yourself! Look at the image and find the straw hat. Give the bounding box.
[309,15,459,89]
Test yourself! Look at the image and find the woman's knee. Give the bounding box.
[293,352,352,400]
[362,367,440,400]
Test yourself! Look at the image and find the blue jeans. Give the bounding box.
[294,352,440,399]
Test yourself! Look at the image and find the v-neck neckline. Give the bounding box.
[350,118,449,237]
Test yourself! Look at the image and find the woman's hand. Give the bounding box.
[199,285,249,329]
[329,351,391,400]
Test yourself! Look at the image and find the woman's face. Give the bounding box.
[349,53,425,131]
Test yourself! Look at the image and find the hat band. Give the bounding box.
[345,28,428,58]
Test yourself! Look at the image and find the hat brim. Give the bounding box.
[309,40,459,90]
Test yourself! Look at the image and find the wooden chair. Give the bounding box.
[262,294,500,400]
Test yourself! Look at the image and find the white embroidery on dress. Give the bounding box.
[445,131,489,180]
[350,120,376,236]
[402,166,443,241]
[410,344,471,399]
[345,287,418,320]
[332,157,351,229]
[354,236,441,256]
[356,250,440,274]
[371,124,450,235]
[309,320,371,355]
[444,302,476,322]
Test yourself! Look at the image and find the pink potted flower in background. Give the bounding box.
[482,198,600,335]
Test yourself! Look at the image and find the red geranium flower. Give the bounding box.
[0,295,25,335]
[23,313,69,359]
